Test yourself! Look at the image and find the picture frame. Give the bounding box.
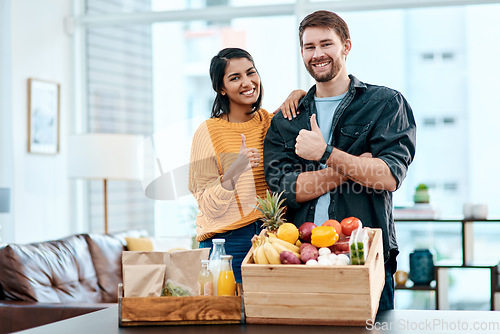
[27,78,60,154]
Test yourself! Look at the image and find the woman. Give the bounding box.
[188,48,303,283]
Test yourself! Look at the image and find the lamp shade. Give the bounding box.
[67,133,143,180]
[0,188,10,213]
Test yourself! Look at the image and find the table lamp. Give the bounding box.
[67,133,143,234]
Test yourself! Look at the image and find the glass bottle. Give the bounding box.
[198,260,213,296]
[209,238,226,296]
[217,255,236,296]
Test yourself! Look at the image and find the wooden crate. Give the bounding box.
[118,284,242,326]
[241,228,385,326]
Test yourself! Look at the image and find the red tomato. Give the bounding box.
[340,217,362,236]
[322,219,342,236]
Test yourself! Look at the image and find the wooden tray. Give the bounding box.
[241,228,385,326]
[118,283,242,326]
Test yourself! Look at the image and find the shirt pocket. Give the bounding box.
[337,123,371,150]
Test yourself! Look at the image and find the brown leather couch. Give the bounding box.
[0,230,147,333]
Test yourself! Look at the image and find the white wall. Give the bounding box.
[0,0,14,243]
[1,0,73,243]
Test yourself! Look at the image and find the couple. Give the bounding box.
[188,10,416,310]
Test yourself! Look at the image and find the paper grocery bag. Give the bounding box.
[122,251,168,297]
[166,248,210,294]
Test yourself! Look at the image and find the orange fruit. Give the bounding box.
[276,223,299,244]
[322,219,342,236]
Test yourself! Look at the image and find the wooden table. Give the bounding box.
[17,305,500,334]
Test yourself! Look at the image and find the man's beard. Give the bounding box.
[305,57,341,83]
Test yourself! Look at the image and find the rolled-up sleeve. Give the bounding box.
[370,92,417,189]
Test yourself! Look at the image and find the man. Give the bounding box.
[263,10,416,310]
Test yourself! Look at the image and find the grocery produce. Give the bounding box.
[340,217,362,236]
[298,222,316,243]
[310,226,339,248]
[349,228,369,265]
[280,250,301,264]
[254,242,269,264]
[322,219,342,236]
[254,190,287,232]
[336,254,350,266]
[299,243,319,263]
[316,249,350,266]
[268,236,300,258]
[330,237,350,254]
[299,242,313,253]
[249,226,374,267]
[350,242,365,265]
[318,247,331,257]
[277,223,299,244]
[252,232,301,264]
[162,282,192,297]
[262,238,282,264]
[251,235,270,264]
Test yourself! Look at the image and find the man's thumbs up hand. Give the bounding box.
[310,114,321,134]
[295,114,328,161]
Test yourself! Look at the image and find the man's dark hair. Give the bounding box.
[299,10,350,47]
[209,48,263,118]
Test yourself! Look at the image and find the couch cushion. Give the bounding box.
[111,229,149,247]
[83,234,125,303]
[124,237,154,251]
[0,235,101,303]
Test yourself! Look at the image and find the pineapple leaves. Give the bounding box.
[253,190,287,231]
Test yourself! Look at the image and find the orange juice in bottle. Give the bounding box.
[217,255,236,296]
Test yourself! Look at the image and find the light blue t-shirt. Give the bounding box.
[313,93,346,226]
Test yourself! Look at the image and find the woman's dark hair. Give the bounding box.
[209,48,263,118]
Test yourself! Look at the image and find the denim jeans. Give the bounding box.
[199,221,262,283]
[378,252,397,311]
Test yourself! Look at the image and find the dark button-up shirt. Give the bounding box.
[264,75,416,259]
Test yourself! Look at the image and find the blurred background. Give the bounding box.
[1,0,499,310]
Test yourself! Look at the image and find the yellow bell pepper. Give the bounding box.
[311,226,339,248]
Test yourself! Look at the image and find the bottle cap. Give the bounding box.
[201,259,209,265]
[212,238,226,244]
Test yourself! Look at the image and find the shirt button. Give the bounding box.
[355,132,359,136]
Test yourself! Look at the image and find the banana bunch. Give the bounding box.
[251,233,301,264]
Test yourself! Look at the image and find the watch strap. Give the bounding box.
[319,145,333,164]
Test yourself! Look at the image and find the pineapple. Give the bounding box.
[254,190,287,232]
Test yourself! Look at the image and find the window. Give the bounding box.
[150,15,298,238]
[85,0,154,233]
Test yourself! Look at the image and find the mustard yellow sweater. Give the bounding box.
[189,109,273,242]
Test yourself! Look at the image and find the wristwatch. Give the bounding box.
[319,145,333,164]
